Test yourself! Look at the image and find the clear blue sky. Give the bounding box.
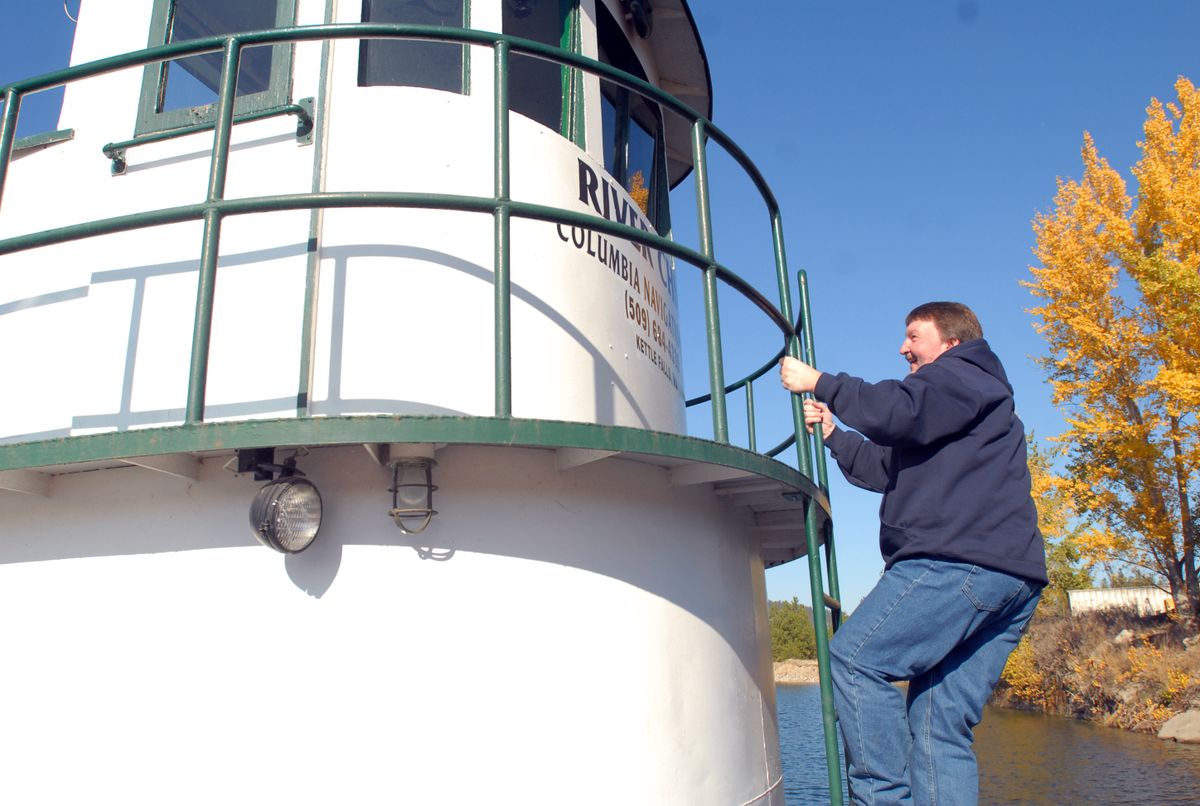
[3,2,1199,611]
[673,0,1200,611]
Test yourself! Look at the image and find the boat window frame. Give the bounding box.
[134,0,298,137]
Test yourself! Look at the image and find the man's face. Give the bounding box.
[899,319,958,373]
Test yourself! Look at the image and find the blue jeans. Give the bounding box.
[829,558,1041,806]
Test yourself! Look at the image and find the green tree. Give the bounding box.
[1104,567,1160,589]
[768,597,817,661]
[1027,437,1094,615]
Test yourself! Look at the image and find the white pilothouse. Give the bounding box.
[0,3,838,803]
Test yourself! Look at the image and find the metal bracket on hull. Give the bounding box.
[124,453,200,481]
[668,462,753,487]
[556,448,618,471]
[713,476,829,568]
[0,469,50,497]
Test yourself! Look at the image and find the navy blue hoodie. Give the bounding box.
[813,338,1048,584]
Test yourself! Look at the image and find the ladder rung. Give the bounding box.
[823,593,841,612]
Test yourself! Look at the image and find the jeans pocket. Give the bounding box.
[961,565,1024,612]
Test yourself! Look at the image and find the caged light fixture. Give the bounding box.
[239,448,323,554]
[388,457,438,535]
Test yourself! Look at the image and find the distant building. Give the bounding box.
[1067,586,1173,617]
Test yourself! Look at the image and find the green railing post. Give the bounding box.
[745,381,757,453]
[691,119,728,443]
[493,40,512,418]
[0,88,20,212]
[186,38,241,425]
[296,16,336,418]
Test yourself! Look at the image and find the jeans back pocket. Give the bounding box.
[961,565,1025,612]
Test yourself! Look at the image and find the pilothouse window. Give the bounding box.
[502,0,584,141]
[358,0,468,92]
[596,1,667,232]
[135,0,296,135]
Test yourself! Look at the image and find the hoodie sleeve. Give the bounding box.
[823,426,891,493]
[813,360,999,448]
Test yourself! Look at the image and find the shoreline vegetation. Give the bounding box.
[993,610,1200,740]
[773,659,821,685]
[770,602,1200,743]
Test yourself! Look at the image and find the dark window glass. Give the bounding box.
[358,0,466,92]
[596,3,662,227]
[160,0,279,112]
[503,0,568,132]
[599,82,619,175]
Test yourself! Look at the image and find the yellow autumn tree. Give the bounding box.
[1028,76,1200,624]
[1026,437,1093,615]
[627,170,650,216]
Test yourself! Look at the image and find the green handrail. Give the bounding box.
[793,264,844,803]
[0,23,844,802]
[800,269,842,629]
[770,199,843,804]
[103,101,312,174]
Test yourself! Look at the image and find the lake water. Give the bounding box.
[776,684,1200,805]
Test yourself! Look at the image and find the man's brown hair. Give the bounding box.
[905,302,983,344]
